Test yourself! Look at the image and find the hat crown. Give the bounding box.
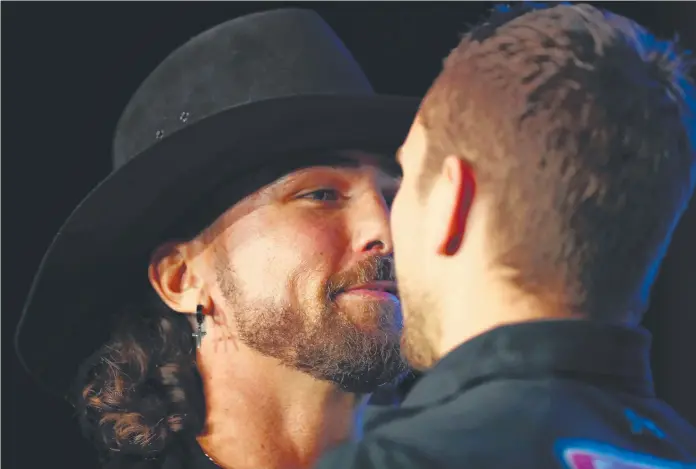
[112,8,374,168]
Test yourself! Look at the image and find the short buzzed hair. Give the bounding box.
[418,3,695,320]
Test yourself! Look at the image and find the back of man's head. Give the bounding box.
[418,3,695,322]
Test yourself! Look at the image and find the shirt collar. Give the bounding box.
[402,319,655,408]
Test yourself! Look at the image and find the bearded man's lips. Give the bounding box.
[337,281,399,300]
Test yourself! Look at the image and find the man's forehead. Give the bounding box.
[272,149,401,182]
[176,149,399,242]
[335,149,394,167]
[400,119,427,159]
[300,149,398,172]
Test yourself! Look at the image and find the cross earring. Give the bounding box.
[192,304,207,349]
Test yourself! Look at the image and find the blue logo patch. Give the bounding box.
[555,439,696,469]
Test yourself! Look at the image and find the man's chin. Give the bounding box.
[328,369,405,394]
[290,347,407,393]
[334,298,400,330]
[401,331,438,371]
[319,352,409,394]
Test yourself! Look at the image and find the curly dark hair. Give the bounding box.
[73,293,206,468]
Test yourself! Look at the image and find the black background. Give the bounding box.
[4,2,696,468]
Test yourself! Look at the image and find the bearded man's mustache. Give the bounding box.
[326,256,396,299]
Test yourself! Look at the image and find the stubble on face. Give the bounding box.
[398,285,441,371]
[392,122,444,371]
[213,248,408,393]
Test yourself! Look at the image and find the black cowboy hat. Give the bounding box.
[15,8,419,401]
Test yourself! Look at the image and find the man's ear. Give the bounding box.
[431,156,476,257]
[148,241,207,314]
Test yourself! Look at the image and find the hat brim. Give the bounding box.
[15,93,419,400]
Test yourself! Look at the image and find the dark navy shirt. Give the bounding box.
[315,320,696,469]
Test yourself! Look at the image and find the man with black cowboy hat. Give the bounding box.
[15,9,418,469]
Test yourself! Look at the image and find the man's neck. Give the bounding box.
[436,272,579,361]
[196,350,364,469]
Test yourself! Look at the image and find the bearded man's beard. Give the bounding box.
[216,256,409,393]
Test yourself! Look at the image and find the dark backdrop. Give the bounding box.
[4,3,696,468]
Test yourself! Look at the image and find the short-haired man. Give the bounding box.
[317,4,696,468]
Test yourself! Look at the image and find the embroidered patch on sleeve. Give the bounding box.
[555,439,696,469]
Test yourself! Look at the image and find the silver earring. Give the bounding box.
[192,304,207,349]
